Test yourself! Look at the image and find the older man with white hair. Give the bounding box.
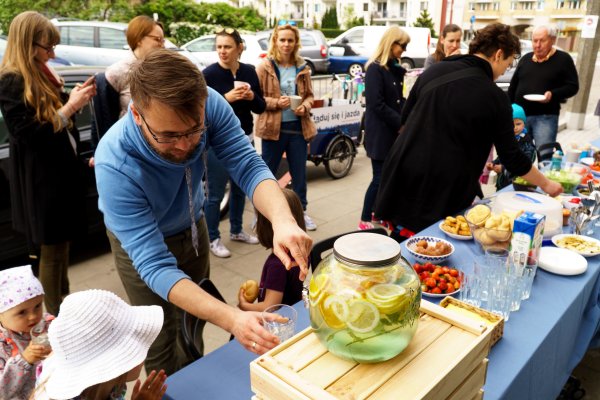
[508,25,579,155]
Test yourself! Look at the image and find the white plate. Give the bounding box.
[524,94,546,102]
[551,234,600,257]
[438,222,473,241]
[539,246,588,275]
[422,289,460,298]
[580,157,594,166]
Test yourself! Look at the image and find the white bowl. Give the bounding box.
[405,236,454,265]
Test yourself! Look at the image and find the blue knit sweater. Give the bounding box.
[94,87,274,299]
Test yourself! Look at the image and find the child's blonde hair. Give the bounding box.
[256,188,305,249]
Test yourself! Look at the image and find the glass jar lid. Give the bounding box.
[333,232,401,267]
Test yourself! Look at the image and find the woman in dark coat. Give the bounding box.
[375,23,562,238]
[358,26,410,230]
[0,12,96,315]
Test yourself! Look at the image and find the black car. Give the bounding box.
[0,66,106,267]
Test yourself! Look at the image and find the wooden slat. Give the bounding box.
[446,359,488,400]
[420,300,488,336]
[473,389,484,400]
[369,327,485,400]
[324,313,451,398]
[250,361,312,400]
[274,328,329,371]
[298,351,357,389]
[255,356,339,400]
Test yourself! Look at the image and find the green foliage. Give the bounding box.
[413,9,436,38]
[342,6,364,29]
[321,28,344,39]
[321,7,338,29]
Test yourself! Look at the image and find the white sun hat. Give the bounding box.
[45,289,163,399]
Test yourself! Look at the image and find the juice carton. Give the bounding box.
[509,211,545,269]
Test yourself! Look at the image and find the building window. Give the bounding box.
[377,1,387,17]
[556,0,565,8]
[399,2,407,17]
[469,2,475,10]
[537,0,544,9]
[315,3,319,12]
[568,0,581,8]
[523,2,533,9]
[510,0,517,9]
[420,1,428,10]
[363,2,369,11]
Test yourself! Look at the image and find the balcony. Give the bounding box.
[372,10,407,21]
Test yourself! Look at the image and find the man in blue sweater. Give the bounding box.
[94,49,312,375]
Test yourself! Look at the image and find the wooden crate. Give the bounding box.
[251,300,495,400]
[439,296,504,346]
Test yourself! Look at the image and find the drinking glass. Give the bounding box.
[519,262,538,300]
[30,320,50,347]
[459,270,481,307]
[262,304,297,342]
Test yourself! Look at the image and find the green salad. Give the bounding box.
[543,170,582,192]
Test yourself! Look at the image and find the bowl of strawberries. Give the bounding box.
[412,262,461,297]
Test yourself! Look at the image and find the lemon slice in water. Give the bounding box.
[346,299,380,334]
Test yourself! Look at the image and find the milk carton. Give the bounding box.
[509,212,545,269]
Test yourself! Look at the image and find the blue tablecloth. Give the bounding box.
[165,223,600,400]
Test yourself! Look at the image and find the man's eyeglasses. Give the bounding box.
[215,27,236,34]
[138,111,207,144]
[146,35,165,44]
[34,42,56,54]
[394,41,407,51]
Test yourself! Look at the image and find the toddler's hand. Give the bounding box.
[238,288,251,310]
[485,162,494,171]
[132,369,167,400]
[22,343,51,364]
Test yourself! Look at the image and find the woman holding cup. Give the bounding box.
[202,28,266,258]
[256,23,318,231]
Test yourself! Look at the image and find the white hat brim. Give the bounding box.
[46,304,163,399]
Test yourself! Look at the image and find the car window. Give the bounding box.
[61,26,94,47]
[258,38,268,51]
[301,34,316,47]
[99,27,127,50]
[186,38,215,52]
[345,29,364,44]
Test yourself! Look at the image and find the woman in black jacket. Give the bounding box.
[376,23,562,239]
[0,12,96,315]
[358,26,410,230]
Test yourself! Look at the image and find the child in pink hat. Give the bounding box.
[0,265,53,399]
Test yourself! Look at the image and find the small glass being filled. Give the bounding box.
[262,304,297,343]
[30,320,50,347]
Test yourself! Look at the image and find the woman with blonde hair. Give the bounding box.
[256,23,318,231]
[0,11,96,316]
[358,26,409,230]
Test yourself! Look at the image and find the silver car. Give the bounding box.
[51,20,205,68]
[256,28,329,74]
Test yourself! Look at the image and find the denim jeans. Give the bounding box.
[526,114,559,150]
[204,147,246,241]
[361,159,384,221]
[261,126,308,209]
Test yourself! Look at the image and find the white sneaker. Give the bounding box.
[304,212,317,231]
[230,231,259,244]
[210,238,231,258]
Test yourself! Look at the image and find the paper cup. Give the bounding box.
[565,149,582,163]
[289,95,302,110]
[233,81,250,90]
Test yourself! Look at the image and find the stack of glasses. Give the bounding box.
[459,248,537,321]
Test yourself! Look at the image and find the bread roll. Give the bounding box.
[241,280,259,302]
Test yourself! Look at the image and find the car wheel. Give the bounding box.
[400,57,415,70]
[348,63,364,77]
[324,136,355,179]
[219,181,230,220]
[306,61,316,75]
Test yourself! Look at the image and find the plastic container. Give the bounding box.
[492,191,563,238]
[306,232,421,363]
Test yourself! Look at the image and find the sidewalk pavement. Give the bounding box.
[67,108,600,398]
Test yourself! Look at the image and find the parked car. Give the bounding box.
[51,20,205,69]
[327,45,368,76]
[329,26,431,69]
[1,35,73,67]
[255,28,330,74]
[182,34,269,66]
[0,66,106,267]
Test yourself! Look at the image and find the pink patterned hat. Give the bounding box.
[0,265,44,313]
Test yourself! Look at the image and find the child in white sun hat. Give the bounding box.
[0,265,53,400]
[35,289,166,400]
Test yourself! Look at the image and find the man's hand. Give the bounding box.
[21,343,51,364]
[132,370,167,400]
[541,90,553,103]
[272,220,312,281]
[230,309,279,354]
[541,179,563,197]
